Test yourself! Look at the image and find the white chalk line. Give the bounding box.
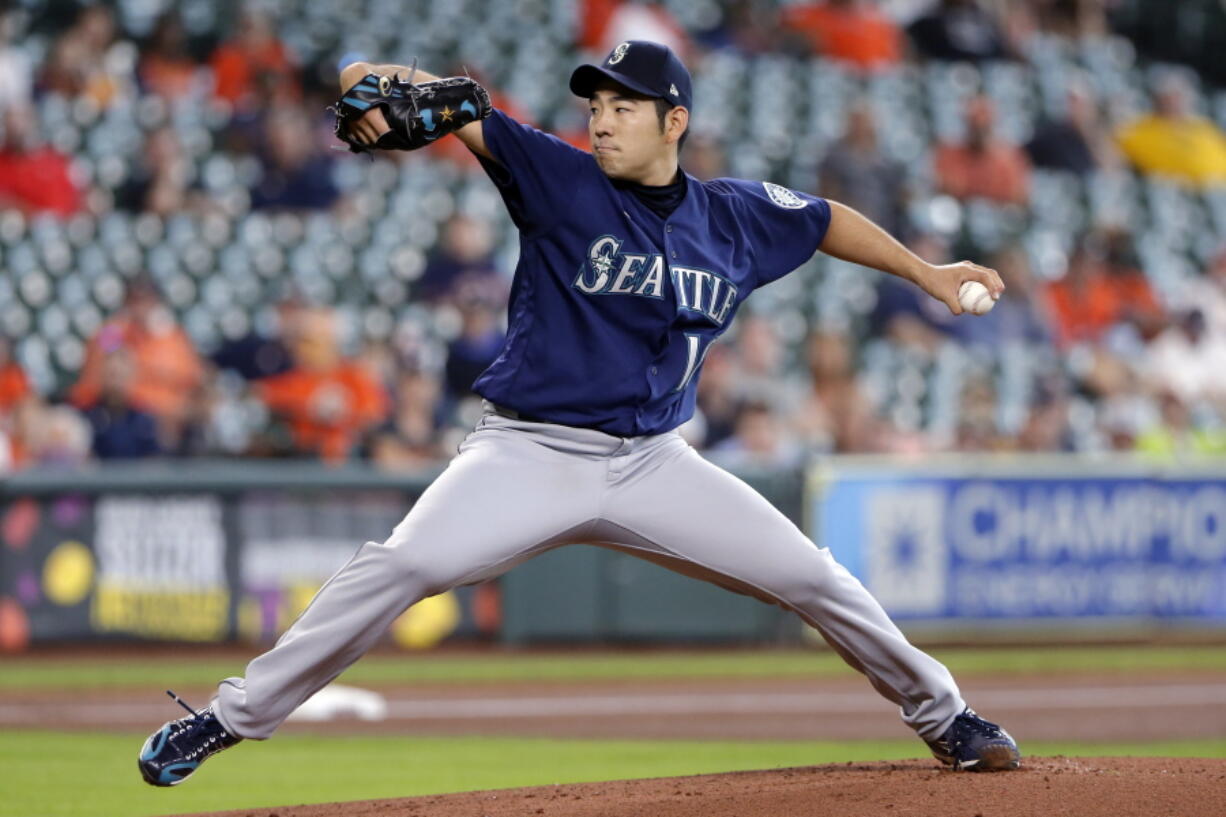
[2,683,1224,724]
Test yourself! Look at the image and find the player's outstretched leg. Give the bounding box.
[601,436,1020,770]
[137,415,609,784]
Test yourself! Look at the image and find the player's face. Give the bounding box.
[588,87,671,183]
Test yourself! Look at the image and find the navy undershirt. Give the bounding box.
[616,171,687,220]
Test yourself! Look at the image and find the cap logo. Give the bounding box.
[609,42,630,65]
[669,83,679,97]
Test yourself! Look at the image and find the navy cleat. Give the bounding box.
[926,707,1021,772]
[139,690,242,787]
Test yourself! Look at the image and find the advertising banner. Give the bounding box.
[0,467,494,647]
[811,461,1226,622]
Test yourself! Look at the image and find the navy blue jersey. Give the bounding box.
[471,109,832,435]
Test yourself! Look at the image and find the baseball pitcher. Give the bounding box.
[138,41,1019,787]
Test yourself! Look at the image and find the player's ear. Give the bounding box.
[666,106,689,146]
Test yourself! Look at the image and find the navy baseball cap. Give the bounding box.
[569,40,692,110]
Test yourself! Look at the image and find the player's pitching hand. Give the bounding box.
[915,261,1004,315]
[346,106,392,146]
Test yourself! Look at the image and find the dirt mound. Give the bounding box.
[176,756,1226,817]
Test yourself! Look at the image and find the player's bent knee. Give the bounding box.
[376,539,457,596]
[767,553,849,610]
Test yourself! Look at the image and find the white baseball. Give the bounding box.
[958,281,996,316]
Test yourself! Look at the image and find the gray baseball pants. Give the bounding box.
[215,409,964,741]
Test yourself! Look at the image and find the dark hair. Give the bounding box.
[653,97,689,151]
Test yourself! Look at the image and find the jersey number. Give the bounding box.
[674,334,713,393]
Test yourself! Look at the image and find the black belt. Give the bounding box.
[489,403,618,434]
[490,402,552,424]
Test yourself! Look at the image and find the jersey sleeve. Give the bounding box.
[727,180,832,287]
[473,109,590,236]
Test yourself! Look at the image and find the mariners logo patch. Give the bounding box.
[763,182,806,209]
[609,42,630,64]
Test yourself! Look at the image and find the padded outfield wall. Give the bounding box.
[1,456,1223,649]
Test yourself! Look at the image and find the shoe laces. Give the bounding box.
[954,708,1006,741]
[165,690,232,756]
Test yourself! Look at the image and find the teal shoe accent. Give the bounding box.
[139,727,168,761]
[159,761,200,786]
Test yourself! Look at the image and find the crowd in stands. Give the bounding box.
[3,0,1226,473]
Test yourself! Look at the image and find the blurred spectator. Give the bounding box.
[0,106,82,217]
[256,307,389,462]
[692,343,742,448]
[1182,246,1226,340]
[417,214,501,302]
[81,348,162,459]
[137,10,199,100]
[443,279,507,406]
[70,277,206,449]
[1076,347,1146,446]
[906,0,1008,63]
[1017,374,1074,452]
[818,104,907,237]
[730,313,800,412]
[0,335,34,467]
[870,233,961,350]
[682,134,727,181]
[209,8,299,111]
[210,294,301,381]
[1116,73,1226,188]
[40,4,126,108]
[1044,235,1161,348]
[695,0,788,55]
[20,403,92,467]
[371,363,445,469]
[1135,389,1226,459]
[1099,228,1165,340]
[1112,0,1226,87]
[250,104,339,211]
[1027,0,1107,41]
[780,0,903,71]
[115,126,196,215]
[955,379,1005,451]
[934,95,1030,205]
[1142,307,1226,405]
[792,329,879,452]
[0,3,32,112]
[0,335,32,420]
[579,1,690,59]
[708,401,804,469]
[1025,79,1118,175]
[38,406,93,466]
[957,245,1053,346]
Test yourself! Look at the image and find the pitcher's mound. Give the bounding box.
[182,756,1226,817]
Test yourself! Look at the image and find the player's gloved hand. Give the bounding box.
[330,63,493,154]
[914,261,1005,315]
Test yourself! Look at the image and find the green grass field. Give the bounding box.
[5,644,1226,691]
[6,732,1226,817]
[5,645,1225,817]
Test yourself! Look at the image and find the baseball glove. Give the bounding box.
[331,63,493,154]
